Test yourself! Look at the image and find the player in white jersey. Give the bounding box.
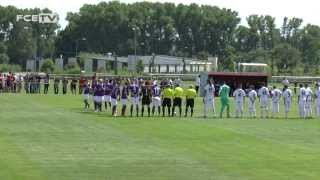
[282,85,293,119]
[298,84,307,119]
[203,79,215,118]
[314,83,320,117]
[258,83,270,118]
[315,83,320,117]
[247,85,257,118]
[271,86,282,118]
[305,84,313,118]
[233,84,246,118]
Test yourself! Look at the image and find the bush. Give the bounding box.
[136,59,144,74]
[0,53,9,64]
[41,59,55,73]
[0,64,22,72]
[64,62,81,74]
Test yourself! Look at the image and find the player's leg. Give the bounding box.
[220,102,226,118]
[212,100,216,117]
[190,99,194,117]
[235,102,239,118]
[285,102,290,119]
[272,102,276,118]
[130,104,134,117]
[141,103,145,117]
[152,98,155,116]
[122,99,127,116]
[240,102,244,118]
[226,102,230,118]
[260,103,264,118]
[167,99,171,116]
[178,98,182,117]
[112,98,117,116]
[104,96,108,111]
[203,98,207,118]
[147,104,151,117]
[252,102,256,118]
[317,103,320,117]
[157,99,161,116]
[309,103,313,117]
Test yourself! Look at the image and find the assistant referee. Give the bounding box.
[185,85,197,117]
[162,84,173,117]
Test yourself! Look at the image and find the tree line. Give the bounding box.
[1,1,320,75]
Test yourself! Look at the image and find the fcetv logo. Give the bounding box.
[16,13,59,24]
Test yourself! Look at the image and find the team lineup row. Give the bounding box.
[81,78,320,119]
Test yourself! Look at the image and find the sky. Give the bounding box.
[1,0,320,29]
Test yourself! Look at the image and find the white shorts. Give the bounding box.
[305,101,312,109]
[104,95,111,102]
[204,97,214,109]
[260,99,269,109]
[131,96,140,106]
[299,101,306,109]
[83,94,90,100]
[272,101,280,113]
[152,97,161,107]
[235,101,243,112]
[94,96,103,103]
[284,101,291,112]
[111,98,118,106]
[248,100,256,112]
[121,99,127,105]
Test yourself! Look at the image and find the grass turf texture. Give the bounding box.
[1,93,320,180]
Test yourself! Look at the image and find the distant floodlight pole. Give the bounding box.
[114,52,118,75]
[75,37,87,57]
[132,27,137,61]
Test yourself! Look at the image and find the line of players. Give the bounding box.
[203,80,320,119]
[82,78,197,117]
[82,77,320,119]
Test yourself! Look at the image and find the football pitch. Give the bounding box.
[1,93,320,180]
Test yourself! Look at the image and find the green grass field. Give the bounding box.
[1,92,320,180]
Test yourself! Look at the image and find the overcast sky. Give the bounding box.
[2,0,320,29]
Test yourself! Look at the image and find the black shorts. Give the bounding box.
[186,99,194,108]
[195,86,199,92]
[162,98,171,107]
[142,97,151,105]
[173,97,182,106]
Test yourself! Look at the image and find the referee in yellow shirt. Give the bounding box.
[172,84,184,117]
[162,84,173,117]
[185,85,197,117]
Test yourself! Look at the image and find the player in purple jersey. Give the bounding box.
[152,83,161,116]
[93,80,104,112]
[141,80,152,117]
[111,81,120,116]
[121,81,130,116]
[130,79,140,117]
[104,79,112,111]
[83,82,91,110]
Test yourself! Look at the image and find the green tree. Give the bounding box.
[272,43,302,74]
[0,42,9,64]
[136,59,144,74]
[40,59,55,73]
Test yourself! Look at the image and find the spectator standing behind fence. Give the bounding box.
[36,75,41,94]
[62,78,68,94]
[54,78,60,94]
[79,77,85,94]
[44,74,50,94]
[195,75,200,94]
[71,78,77,95]
[0,73,3,93]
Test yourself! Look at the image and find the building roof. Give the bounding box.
[90,55,212,65]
